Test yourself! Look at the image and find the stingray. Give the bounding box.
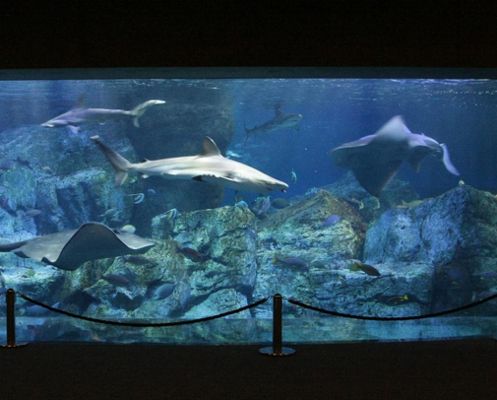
[330,115,460,197]
[0,222,155,270]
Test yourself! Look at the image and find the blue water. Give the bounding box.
[1,78,495,201]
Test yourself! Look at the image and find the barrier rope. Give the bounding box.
[18,292,268,328]
[288,292,497,321]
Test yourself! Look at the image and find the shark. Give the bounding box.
[41,99,166,134]
[330,115,460,197]
[91,135,289,194]
[245,104,303,141]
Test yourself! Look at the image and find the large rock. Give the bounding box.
[364,185,497,264]
[253,190,367,315]
[364,185,497,314]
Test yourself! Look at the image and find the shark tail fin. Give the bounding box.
[129,99,166,127]
[91,135,132,186]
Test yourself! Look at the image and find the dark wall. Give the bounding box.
[1,2,497,69]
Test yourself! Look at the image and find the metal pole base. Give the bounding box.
[259,346,295,356]
[1,343,28,349]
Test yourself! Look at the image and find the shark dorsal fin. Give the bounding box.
[375,115,412,138]
[71,94,86,110]
[201,137,222,156]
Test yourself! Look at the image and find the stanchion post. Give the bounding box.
[2,288,27,349]
[259,293,295,356]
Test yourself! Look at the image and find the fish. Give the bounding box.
[41,99,166,134]
[92,135,288,194]
[251,196,271,217]
[271,197,290,209]
[226,150,242,159]
[321,214,341,228]
[330,115,459,197]
[273,254,307,269]
[245,104,303,140]
[124,254,157,267]
[151,282,176,300]
[127,193,145,204]
[290,169,297,183]
[375,294,411,306]
[20,208,42,217]
[176,245,210,263]
[348,261,381,276]
[0,222,155,270]
[102,273,132,287]
[119,224,136,234]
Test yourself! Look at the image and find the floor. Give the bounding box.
[1,338,497,399]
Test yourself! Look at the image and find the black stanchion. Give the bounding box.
[2,288,27,349]
[259,293,295,356]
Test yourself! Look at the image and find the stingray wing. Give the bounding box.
[11,223,154,271]
[353,158,403,196]
[331,134,404,197]
[50,223,154,270]
[12,230,77,266]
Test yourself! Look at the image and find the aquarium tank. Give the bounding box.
[0,68,496,344]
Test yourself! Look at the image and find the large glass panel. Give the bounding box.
[0,70,496,343]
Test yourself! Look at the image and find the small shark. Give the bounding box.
[42,99,166,134]
[330,115,460,197]
[245,104,302,141]
[91,135,289,194]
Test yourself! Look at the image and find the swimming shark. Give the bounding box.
[245,104,302,141]
[91,135,289,194]
[41,99,166,134]
[330,115,459,197]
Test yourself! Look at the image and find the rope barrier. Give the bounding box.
[288,292,497,321]
[18,292,268,328]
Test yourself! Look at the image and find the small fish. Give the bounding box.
[251,196,271,217]
[146,188,157,196]
[119,224,136,234]
[273,254,307,269]
[151,282,176,300]
[124,254,157,267]
[20,209,42,218]
[375,294,410,306]
[321,214,341,228]
[41,166,54,174]
[99,208,120,219]
[127,192,145,204]
[226,150,242,159]
[235,200,249,208]
[102,273,132,287]
[458,180,465,186]
[348,261,381,276]
[290,169,297,183]
[176,244,209,263]
[271,198,290,209]
[164,208,179,220]
[475,271,497,280]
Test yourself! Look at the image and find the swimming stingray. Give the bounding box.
[330,115,460,197]
[0,222,155,270]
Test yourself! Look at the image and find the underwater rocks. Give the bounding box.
[323,172,419,222]
[253,190,367,314]
[365,185,497,314]
[78,205,258,320]
[364,185,497,264]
